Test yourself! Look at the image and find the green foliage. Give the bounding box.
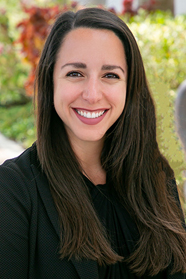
[0,102,36,148]
[122,10,186,187]
[0,10,30,105]
[126,9,186,89]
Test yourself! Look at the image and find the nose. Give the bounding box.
[82,76,102,104]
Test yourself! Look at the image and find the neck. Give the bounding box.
[70,138,106,185]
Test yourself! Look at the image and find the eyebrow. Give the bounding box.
[101,64,125,74]
[61,62,86,69]
[61,62,125,73]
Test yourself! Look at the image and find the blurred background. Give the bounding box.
[0,0,186,208]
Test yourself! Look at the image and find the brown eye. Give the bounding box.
[104,73,120,79]
[67,71,82,77]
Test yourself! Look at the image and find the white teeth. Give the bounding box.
[76,110,105,119]
[87,112,91,118]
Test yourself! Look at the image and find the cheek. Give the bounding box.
[110,87,127,109]
[54,83,77,105]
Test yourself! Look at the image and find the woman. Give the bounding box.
[0,7,186,279]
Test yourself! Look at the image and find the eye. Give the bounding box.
[104,73,120,79]
[66,71,83,77]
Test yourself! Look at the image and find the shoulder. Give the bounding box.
[0,143,43,278]
[0,143,39,208]
[0,142,38,179]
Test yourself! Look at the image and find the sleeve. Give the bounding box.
[0,165,31,278]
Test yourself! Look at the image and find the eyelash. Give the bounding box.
[104,73,120,79]
[66,71,120,79]
[66,71,83,77]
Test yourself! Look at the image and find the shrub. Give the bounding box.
[0,9,29,105]
[15,4,61,95]
[15,2,80,95]
[122,9,186,188]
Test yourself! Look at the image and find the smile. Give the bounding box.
[75,109,106,119]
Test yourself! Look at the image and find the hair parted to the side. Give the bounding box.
[34,7,186,276]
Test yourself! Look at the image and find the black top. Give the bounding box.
[0,144,184,279]
[83,175,167,279]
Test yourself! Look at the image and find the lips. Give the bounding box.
[75,109,105,119]
[73,108,108,125]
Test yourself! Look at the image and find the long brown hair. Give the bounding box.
[35,8,186,276]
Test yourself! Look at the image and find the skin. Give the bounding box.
[53,28,127,184]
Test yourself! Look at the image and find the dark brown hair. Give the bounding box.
[35,7,186,276]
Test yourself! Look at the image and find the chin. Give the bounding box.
[77,132,105,143]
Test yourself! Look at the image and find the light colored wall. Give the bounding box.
[174,0,186,15]
[106,0,123,12]
[78,0,106,6]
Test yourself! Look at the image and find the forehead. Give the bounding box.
[56,27,126,64]
[63,27,123,46]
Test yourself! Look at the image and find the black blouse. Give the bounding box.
[83,175,167,279]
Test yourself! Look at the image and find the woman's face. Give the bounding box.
[53,28,127,146]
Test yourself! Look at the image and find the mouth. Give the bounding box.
[74,109,107,119]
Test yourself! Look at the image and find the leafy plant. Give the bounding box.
[122,9,186,189]
[0,9,29,105]
[15,2,80,95]
[0,102,36,147]
[15,4,61,95]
